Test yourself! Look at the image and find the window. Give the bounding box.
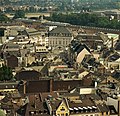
[61,114,64,116]
[60,107,65,111]
[95,114,99,116]
[66,41,67,45]
[59,41,61,44]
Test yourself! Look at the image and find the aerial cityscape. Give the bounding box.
[0,0,120,116]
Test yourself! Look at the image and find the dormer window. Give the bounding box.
[59,33,63,36]
[30,111,34,114]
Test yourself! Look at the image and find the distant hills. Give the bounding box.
[1,0,120,12]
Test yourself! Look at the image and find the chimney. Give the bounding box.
[111,37,114,51]
[23,81,26,95]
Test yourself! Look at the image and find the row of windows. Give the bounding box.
[36,49,47,51]
[57,114,99,116]
[57,113,68,116]
[49,40,70,45]
[49,33,71,37]
[29,110,48,115]
[79,114,99,116]
[49,38,71,41]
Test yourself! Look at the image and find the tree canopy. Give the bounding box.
[45,13,120,29]
[13,10,25,19]
[0,13,10,22]
[0,65,13,81]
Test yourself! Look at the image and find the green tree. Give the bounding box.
[0,65,13,81]
[0,13,10,22]
[96,17,110,28]
[45,12,120,29]
[13,10,25,19]
[0,109,5,116]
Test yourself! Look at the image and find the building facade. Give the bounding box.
[48,26,73,49]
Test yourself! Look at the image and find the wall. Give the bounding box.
[107,97,118,112]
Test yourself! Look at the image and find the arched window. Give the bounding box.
[66,113,68,116]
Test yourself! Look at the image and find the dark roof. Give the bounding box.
[102,49,113,59]
[0,95,19,111]
[67,93,109,114]
[50,100,61,111]
[0,96,11,103]
[28,94,45,110]
[25,28,41,36]
[82,55,101,69]
[53,80,83,91]
[19,30,28,36]
[6,55,18,69]
[17,103,28,116]
[107,52,120,62]
[97,103,109,112]
[4,42,20,49]
[112,70,120,79]
[49,26,71,34]
[68,98,95,108]
[68,94,99,114]
[41,92,58,100]
[5,51,21,57]
[82,73,93,86]
[21,79,83,94]
[70,39,91,54]
[108,105,118,115]
[62,92,80,97]
[115,40,120,50]
[75,34,103,41]
[11,92,22,99]
[26,80,50,93]
[74,34,104,50]
[15,70,41,81]
[27,94,48,115]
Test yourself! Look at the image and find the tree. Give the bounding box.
[0,65,13,81]
[97,17,110,28]
[0,109,5,116]
[0,13,10,22]
[13,10,25,19]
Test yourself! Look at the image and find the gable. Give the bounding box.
[76,48,90,63]
[101,76,119,84]
[56,100,69,114]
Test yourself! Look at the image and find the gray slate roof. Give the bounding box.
[49,26,71,34]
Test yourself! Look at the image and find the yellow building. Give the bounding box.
[56,99,69,116]
[45,98,69,116]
